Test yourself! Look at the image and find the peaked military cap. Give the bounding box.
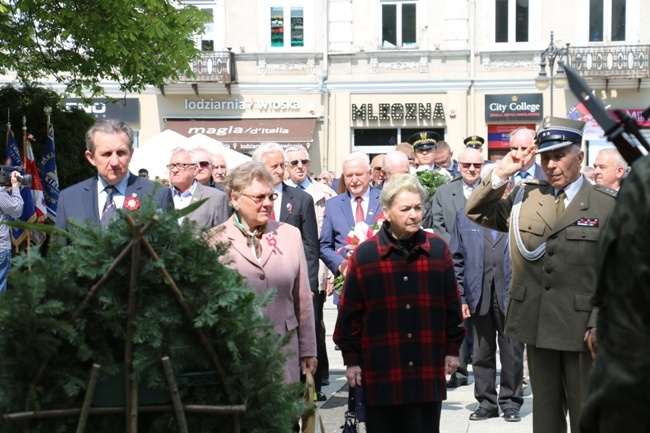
[463,135,485,148]
[407,131,440,151]
[535,116,586,153]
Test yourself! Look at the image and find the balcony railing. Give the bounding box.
[568,45,650,79]
[176,50,236,84]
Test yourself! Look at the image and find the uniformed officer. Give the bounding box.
[465,117,617,433]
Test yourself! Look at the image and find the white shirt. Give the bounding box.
[97,175,128,216]
[350,188,370,221]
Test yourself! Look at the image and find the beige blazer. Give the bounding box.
[207,216,316,383]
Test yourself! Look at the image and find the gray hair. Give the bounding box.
[343,151,370,169]
[380,173,426,209]
[170,147,199,164]
[284,145,308,159]
[85,119,134,153]
[193,147,214,165]
[598,147,628,172]
[252,143,285,163]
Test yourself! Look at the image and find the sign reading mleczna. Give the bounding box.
[351,103,446,121]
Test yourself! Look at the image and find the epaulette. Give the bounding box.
[592,183,618,198]
[522,179,548,186]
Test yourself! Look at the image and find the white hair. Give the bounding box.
[343,151,370,169]
[251,143,285,163]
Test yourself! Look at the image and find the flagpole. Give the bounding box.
[22,116,32,259]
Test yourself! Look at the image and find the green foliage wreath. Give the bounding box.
[0,196,305,433]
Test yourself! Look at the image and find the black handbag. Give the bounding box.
[342,385,365,433]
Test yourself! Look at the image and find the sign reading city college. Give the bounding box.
[485,94,543,121]
[64,98,140,122]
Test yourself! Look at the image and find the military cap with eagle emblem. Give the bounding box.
[463,135,485,149]
[407,131,440,151]
[535,116,586,153]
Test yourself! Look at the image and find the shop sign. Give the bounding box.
[351,102,445,121]
[64,98,140,122]
[184,98,301,111]
[487,124,536,149]
[485,94,543,121]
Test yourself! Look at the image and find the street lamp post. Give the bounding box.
[535,31,570,116]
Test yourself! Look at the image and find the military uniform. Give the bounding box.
[580,155,650,433]
[466,173,616,432]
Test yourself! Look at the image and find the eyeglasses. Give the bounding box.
[166,163,196,171]
[314,177,322,181]
[459,162,483,169]
[289,159,310,167]
[198,161,211,168]
[241,192,279,204]
[372,167,383,171]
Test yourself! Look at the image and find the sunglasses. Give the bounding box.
[459,162,483,169]
[289,159,310,167]
[314,177,322,181]
[199,161,211,168]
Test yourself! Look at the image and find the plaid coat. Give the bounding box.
[333,225,465,406]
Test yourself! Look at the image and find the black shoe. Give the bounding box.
[503,408,521,422]
[446,376,468,389]
[469,407,499,421]
[315,391,327,402]
[321,378,330,386]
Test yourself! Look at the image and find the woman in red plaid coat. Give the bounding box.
[333,174,465,433]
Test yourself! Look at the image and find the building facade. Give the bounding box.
[11,0,650,174]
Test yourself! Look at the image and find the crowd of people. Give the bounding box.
[7,117,643,433]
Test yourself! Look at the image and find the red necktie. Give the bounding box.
[355,196,364,223]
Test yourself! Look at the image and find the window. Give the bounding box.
[270,6,304,47]
[495,0,529,43]
[199,8,214,51]
[381,2,417,49]
[589,0,626,42]
[352,128,444,154]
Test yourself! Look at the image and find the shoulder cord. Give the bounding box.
[510,185,546,262]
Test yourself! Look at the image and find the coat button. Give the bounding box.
[545,286,550,291]
[581,233,586,238]
[546,267,552,274]
[259,275,265,280]
[406,304,411,309]
[408,361,414,366]
[403,276,408,281]
[548,250,554,256]
[407,333,413,338]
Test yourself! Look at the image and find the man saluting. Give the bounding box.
[465,117,617,433]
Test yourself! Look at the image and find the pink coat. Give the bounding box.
[207,216,317,383]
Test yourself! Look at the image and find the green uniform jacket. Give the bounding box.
[466,173,617,352]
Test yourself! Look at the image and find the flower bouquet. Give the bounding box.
[333,214,384,295]
[416,169,451,198]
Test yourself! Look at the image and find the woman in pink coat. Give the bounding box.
[206,161,317,384]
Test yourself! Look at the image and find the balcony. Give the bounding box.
[159,50,237,95]
[568,45,650,79]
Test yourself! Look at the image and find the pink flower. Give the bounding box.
[266,233,283,254]
[286,203,293,215]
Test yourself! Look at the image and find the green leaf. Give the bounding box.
[2,221,72,239]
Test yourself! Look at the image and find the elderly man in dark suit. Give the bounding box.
[55,119,173,237]
[252,143,320,300]
[167,147,229,234]
[466,117,617,433]
[423,147,483,388]
[450,164,524,423]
